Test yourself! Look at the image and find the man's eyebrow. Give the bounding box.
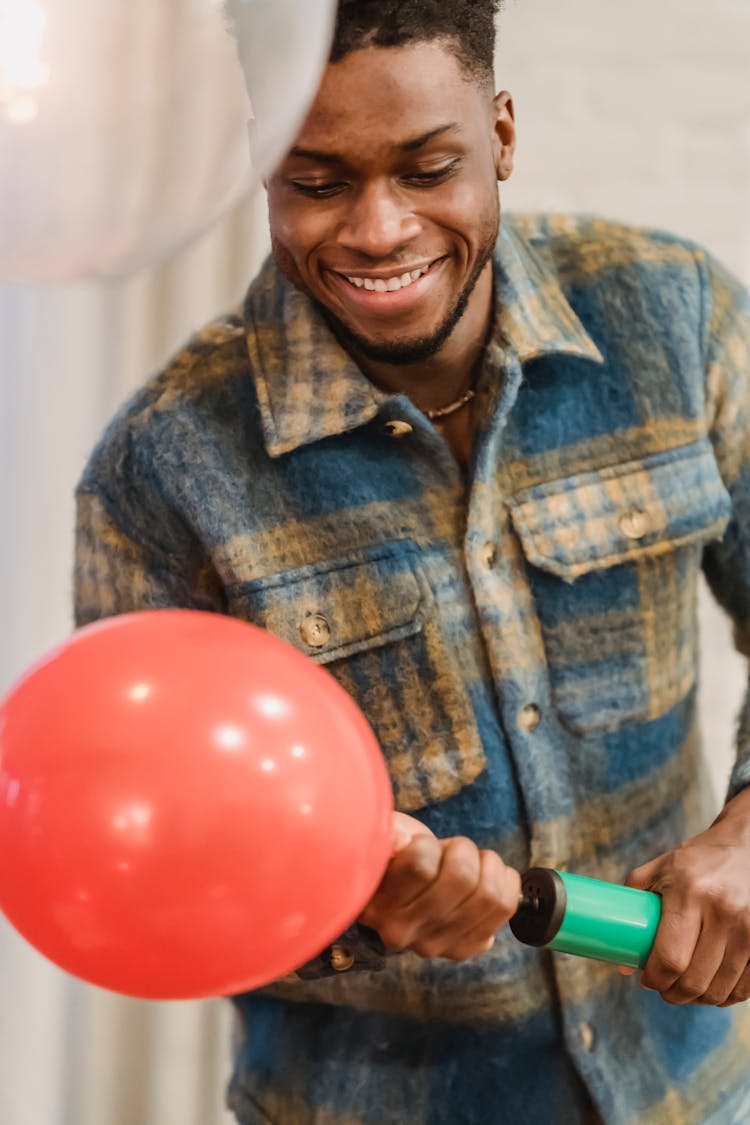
[288,146,343,165]
[287,124,463,165]
[401,123,462,152]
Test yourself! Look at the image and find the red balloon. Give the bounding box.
[0,611,393,999]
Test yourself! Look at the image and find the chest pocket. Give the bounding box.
[507,439,731,735]
[226,541,487,811]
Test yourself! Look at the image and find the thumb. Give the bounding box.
[390,811,435,856]
[624,855,661,892]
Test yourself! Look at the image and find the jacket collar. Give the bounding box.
[244,216,604,458]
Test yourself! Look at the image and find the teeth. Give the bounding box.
[344,262,432,292]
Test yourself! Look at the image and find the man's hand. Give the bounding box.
[626,788,750,1006]
[358,812,521,962]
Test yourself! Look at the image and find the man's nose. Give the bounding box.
[337,182,421,258]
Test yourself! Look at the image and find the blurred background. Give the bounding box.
[1,0,749,1121]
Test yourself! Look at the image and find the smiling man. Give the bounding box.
[266,22,515,475]
[74,1,750,1122]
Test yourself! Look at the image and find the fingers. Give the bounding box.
[643,913,750,1006]
[408,848,521,961]
[625,855,662,893]
[656,923,725,1004]
[720,961,750,1006]
[359,834,520,961]
[704,912,750,1005]
[362,833,446,927]
[390,811,435,856]
[640,904,702,996]
[627,847,750,1006]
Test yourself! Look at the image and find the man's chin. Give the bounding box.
[319,307,458,366]
[339,329,447,366]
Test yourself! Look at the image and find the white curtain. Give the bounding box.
[0,188,271,1125]
[1,2,749,1123]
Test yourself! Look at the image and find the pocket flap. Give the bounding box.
[236,543,427,664]
[507,440,731,582]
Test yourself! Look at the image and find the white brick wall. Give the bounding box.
[497,0,750,276]
[496,0,750,798]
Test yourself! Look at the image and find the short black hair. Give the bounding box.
[330,1,501,85]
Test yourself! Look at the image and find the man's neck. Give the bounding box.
[349,263,494,415]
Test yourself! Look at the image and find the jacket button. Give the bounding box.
[580,1021,596,1052]
[300,614,331,648]
[619,508,649,539]
[330,945,356,972]
[518,704,541,732]
[384,420,413,437]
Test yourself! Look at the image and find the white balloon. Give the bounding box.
[0,0,335,282]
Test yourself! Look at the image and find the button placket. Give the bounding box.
[463,351,574,848]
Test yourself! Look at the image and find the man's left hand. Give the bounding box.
[625,787,750,1006]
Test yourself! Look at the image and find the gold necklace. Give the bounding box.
[423,386,476,421]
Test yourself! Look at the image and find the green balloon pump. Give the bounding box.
[510,868,662,969]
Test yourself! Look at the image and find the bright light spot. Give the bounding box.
[291,744,306,759]
[256,693,289,720]
[128,682,152,703]
[0,0,50,125]
[112,802,153,834]
[298,803,313,816]
[215,724,246,752]
[260,759,276,773]
[116,860,133,874]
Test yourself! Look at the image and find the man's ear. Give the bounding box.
[492,90,516,181]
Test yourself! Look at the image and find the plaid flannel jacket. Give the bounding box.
[75,215,750,1124]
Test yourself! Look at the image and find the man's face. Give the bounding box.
[267,42,514,366]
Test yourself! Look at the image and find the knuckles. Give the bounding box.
[728,979,750,1004]
[411,937,447,959]
[439,837,482,889]
[396,834,444,882]
[703,883,739,920]
[662,979,706,1004]
[374,920,413,951]
[648,951,691,983]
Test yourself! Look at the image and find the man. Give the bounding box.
[74,0,750,1120]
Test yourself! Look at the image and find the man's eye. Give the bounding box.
[290,181,346,198]
[403,160,461,186]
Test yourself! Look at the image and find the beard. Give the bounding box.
[321,242,496,366]
[271,214,499,368]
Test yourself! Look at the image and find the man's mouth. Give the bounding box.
[325,257,446,312]
[340,260,437,293]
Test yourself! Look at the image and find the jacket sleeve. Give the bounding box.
[74,487,227,625]
[74,461,388,980]
[699,249,750,801]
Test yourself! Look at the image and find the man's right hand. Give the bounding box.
[358,812,521,962]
